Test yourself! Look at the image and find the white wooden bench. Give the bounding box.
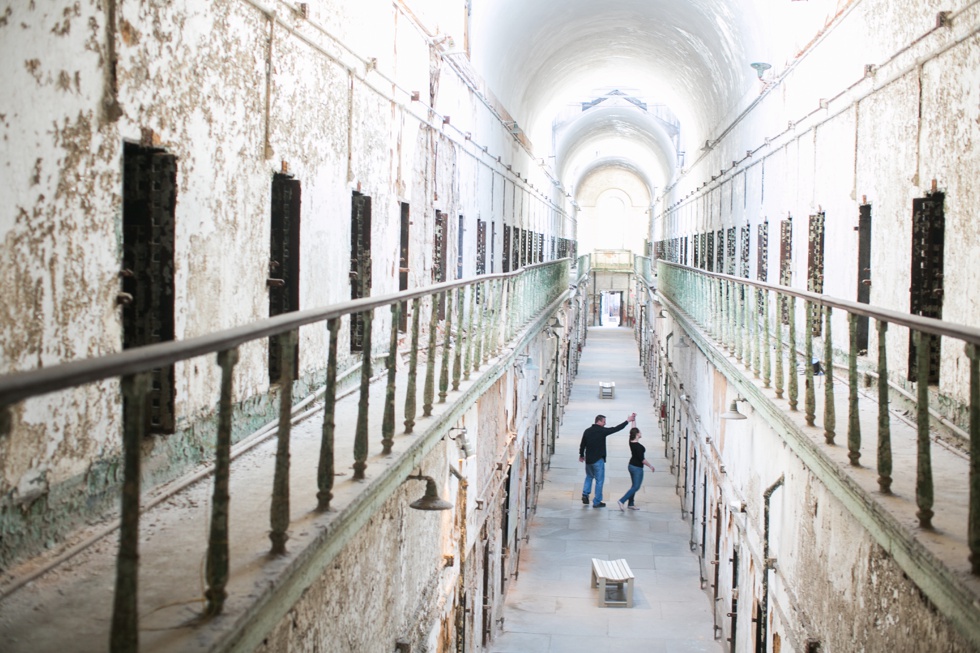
[590,558,634,607]
[598,381,615,399]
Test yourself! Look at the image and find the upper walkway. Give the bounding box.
[490,326,723,653]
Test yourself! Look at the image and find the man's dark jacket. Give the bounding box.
[578,421,629,464]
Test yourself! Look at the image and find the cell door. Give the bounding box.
[779,217,793,324]
[808,212,825,336]
[908,193,945,383]
[122,143,177,434]
[433,210,447,283]
[268,175,302,380]
[398,202,410,332]
[476,220,487,275]
[757,221,768,282]
[350,191,371,352]
[502,224,512,273]
[726,226,736,275]
[856,204,872,351]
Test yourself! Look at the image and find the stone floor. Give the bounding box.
[489,326,725,653]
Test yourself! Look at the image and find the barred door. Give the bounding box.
[350,192,371,352]
[122,143,177,433]
[908,193,944,383]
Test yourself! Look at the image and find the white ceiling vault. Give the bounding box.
[465,0,841,206]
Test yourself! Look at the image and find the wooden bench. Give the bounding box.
[590,558,634,607]
[598,382,615,399]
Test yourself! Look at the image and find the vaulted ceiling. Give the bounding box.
[468,0,835,203]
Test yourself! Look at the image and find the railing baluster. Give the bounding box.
[915,331,934,528]
[453,287,464,391]
[205,348,239,616]
[774,291,784,399]
[727,280,735,352]
[404,298,421,434]
[439,291,452,403]
[763,289,771,389]
[270,329,297,554]
[714,278,722,339]
[465,283,476,380]
[474,283,484,370]
[752,289,761,378]
[788,296,798,411]
[805,301,815,426]
[735,284,752,368]
[383,305,400,453]
[847,313,861,466]
[491,279,503,357]
[824,306,836,445]
[353,312,374,480]
[482,281,492,364]
[735,282,743,362]
[423,296,438,417]
[876,320,891,492]
[966,343,980,574]
[317,319,339,510]
[111,372,151,653]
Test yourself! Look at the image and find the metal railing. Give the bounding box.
[641,259,979,577]
[0,258,575,652]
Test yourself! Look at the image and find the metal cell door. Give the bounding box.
[856,204,872,351]
[350,191,371,352]
[808,212,825,336]
[122,143,177,433]
[908,193,944,383]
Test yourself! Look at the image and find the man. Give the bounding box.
[579,412,636,508]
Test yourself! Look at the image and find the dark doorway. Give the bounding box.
[457,214,465,279]
[399,202,410,332]
[433,210,448,284]
[122,142,177,434]
[779,217,793,324]
[808,212,825,336]
[502,224,511,273]
[350,191,371,352]
[908,192,945,383]
[856,204,872,352]
[269,173,301,382]
[476,219,487,275]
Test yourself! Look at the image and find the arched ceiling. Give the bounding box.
[467,0,781,202]
[556,102,679,198]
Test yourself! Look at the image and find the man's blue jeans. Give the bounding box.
[618,464,644,506]
[582,459,605,506]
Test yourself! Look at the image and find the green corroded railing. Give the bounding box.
[653,260,980,577]
[0,258,571,653]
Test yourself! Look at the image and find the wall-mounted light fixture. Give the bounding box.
[751,62,772,80]
[677,336,691,349]
[679,384,689,402]
[658,309,668,318]
[406,474,452,511]
[547,316,563,338]
[721,397,748,421]
[447,426,471,457]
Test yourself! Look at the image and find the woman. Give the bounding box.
[618,425,655,511]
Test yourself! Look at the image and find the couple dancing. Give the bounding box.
[578,413,655,510]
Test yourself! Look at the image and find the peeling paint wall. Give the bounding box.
[0,0,567,567]
[657,333,977,652]
[251,349,552,652]
[654,5,980,636]
[660,0,980,421]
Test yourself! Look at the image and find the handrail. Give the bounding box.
[0,260,569,405]
[657,260,980,347]
[0,258,573,653]
[643,257,980,586]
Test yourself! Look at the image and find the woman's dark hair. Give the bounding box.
[629,427,640,441]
